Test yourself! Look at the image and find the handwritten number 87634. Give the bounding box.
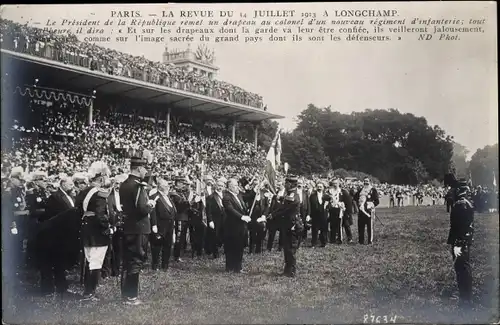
[363,314,398,323]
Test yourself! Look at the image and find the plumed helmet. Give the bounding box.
[72,172,88,184]
[10,166,24,179]
[87,161,111,180]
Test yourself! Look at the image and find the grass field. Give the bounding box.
[3,205,499,324]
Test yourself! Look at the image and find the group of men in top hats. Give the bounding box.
[4,147,385,304]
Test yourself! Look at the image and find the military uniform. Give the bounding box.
[26,182,50,270]
[445,188,455,212]
[271,176,303,277]
[119,157,154,303]
[267,190,285,251]
[447,185,474,307]
[3,181,28,280]
[79,185,113,300]
[169,178,191,261]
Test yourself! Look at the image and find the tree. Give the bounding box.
[281,131,331,176]
[451,142,470,178]
[468,143,498,188]
[291,106,454,184]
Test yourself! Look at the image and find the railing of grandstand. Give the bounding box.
[1,41,264,109]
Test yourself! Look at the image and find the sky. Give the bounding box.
[1,2,497,158]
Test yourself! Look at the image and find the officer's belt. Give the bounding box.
[83,211,96,217]
[34,208,46,213]
[14,210,29,216]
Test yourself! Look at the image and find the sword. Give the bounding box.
[79,235,86,286]
[120,232,125,298]
[374,212,384,227]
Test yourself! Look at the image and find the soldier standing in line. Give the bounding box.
[119,155,157,305]
[270,175,303,277]
[447,182,474,309]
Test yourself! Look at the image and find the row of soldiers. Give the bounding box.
[3,156,380,304]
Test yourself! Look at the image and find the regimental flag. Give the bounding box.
[264,129,282,195]
[468,170,473,187]
[197,160,207,225]
[493,171,497,188]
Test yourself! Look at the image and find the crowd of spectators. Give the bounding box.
[1,99,266,186]
[0,18,265,109]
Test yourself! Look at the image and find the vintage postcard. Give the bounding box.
[1,2,498,325]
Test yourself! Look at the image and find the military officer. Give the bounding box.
[78,161,114,301]
[447,182,474,308]
[25,170,50,270]
[169,176,191,262]
[119,156,157,305]
[3,166,28,281]
[270,175,303,277]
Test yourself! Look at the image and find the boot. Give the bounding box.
[81,270,99,301]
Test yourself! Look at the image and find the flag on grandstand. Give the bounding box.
[493,171,497,188]
[264,129,282,194]
[468,170,473,187]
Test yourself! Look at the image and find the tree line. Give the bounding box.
[239,104,497,187]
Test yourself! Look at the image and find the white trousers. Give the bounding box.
[84,246,108,270]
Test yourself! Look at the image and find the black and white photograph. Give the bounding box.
[1,2,498,324]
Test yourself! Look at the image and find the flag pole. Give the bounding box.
[248,129,280,217]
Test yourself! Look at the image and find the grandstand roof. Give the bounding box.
[1,49,284,123]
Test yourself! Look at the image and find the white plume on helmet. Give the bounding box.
[87,161,111,180]
[72,172,88,183]
[10,166,24,179]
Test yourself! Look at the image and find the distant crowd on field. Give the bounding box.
[2,97,498,214]
[0,18,265,109]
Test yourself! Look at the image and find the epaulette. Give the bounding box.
[134,180,148,187]
[97,188,111,198]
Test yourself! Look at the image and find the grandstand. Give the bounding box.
[1,18,283,146]
[1,18,285,181]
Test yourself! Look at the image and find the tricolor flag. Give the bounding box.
[264,129,282,195]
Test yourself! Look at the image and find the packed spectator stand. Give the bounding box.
[0,18,264,109]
